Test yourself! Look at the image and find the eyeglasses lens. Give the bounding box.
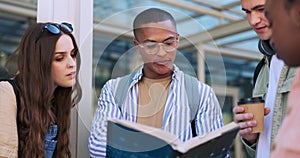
[142,42,176,54]
[44,23,73,35]
[44,24,60,34]
[61,23,73,33]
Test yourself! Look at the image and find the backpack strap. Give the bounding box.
[115,73,135,109]
[253,57,265,87]
[0,79,20,109]
[183,74,200,137]
[183,74,199,121]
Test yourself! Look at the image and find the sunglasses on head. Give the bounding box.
[44,22,73,34]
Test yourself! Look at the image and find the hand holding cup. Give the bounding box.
[237,97,265,133]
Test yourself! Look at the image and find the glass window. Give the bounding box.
[0,17,30,79]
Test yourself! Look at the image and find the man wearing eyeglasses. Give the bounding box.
[88,8,224,157]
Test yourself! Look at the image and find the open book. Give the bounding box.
[106,119,240,158]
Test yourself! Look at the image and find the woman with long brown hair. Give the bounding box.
[0,22,82,158]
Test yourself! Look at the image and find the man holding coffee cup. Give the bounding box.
[232,0,297,157]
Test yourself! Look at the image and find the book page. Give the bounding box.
[108,119,239,155]
[108,119,181,147]
[175,122,239,153]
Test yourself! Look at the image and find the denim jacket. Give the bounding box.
[44,124,58,158]
[243,56,297,157]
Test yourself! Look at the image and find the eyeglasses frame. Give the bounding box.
[135,35,179,55]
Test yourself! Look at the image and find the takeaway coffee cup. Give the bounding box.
[238,97,265,133]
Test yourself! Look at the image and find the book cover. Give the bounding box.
[106,119,239,158]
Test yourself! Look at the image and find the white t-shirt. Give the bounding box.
[257,55,284,158]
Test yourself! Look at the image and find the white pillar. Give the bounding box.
[37,0,93,157]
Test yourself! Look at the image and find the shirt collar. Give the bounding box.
[133,64,181,82]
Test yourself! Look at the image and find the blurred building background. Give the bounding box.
[0,0,261,157]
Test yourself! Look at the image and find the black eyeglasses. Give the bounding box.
[43,22,73,34]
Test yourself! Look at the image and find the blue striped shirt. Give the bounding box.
[88,65,224,157]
